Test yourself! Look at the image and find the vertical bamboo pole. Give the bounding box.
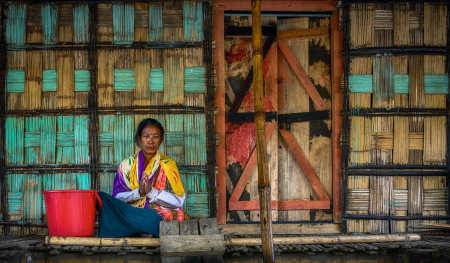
[252,0,274,262]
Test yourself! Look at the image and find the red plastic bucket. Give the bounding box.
[43,190,102,237]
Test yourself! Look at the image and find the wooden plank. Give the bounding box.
[199,218,220,235]
[277,17,310,222]
[160,235,225,256]
[278,26,328,40]
[222,223,341,235]
[228,123,276,203]
[278,40,326,111]
[229,200,330,210]
[331,11,343,223]
[180,220,198,235]
[214,0,335,12]
[213,9,226,225]
[279,129,330,201]
[160,220,180,236]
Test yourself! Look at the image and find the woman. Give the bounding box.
[113,118,185,221]
[98,118,185,237]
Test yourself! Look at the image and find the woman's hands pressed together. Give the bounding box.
[139,172,152,196]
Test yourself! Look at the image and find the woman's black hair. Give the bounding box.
[134,118,165,147]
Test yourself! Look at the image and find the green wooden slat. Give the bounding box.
[6,117,24,165]
[184,114,206,165]
[113,3,134,43]
[99,115,115,163]
[43,69,57,91]
[114,69,135,91]
[149,4,162,41]
[425,74,449,94]
[77,173,91,190]
[24,117,41,165]
[75,70,90,92]
[349,74,372,93]
[114,115,134,163]
[99,173,116,195]
[6,4,26,45]
[166,115,184,164]
[183,0,203,41]
[56,116,74,164]
[184,67,206,93]
[7,70,25,93]
[74,116,89,164]
[41,116,57,164]
[23,174,42,223]
[73,5,89,43]
[41,4,58,44]
[7,174,24,219]
[394,74,409,94]
[185,193,208,218]
[149,68,164,92]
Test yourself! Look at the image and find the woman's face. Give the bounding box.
[138,125,163,158]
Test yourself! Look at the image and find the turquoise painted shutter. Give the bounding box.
[99,115,115,163]
[113,3,134,43]
[74,116,89,164]
[349,74,372,93]
[7,70,25,93]
[56,116,75,164]
[114,115,134,163]
[6,117,24,165]
[183,0,203,41]
[41,116,57,164]
[150,68,164,92]
[41,4,58,44]
[166,115,185,164]
[184,67,206,93]
[149,4,163,41]
[6,4,26,45]
[24,117,41,165]
[73,5,89,43]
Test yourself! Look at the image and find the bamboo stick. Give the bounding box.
[252,0,274,261]
[226,233,421,246]
[46,233,421,247]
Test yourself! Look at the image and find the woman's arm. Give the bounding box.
[115,188,142,203]
[147,188,185,209]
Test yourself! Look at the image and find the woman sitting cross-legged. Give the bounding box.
[98,118,186,238]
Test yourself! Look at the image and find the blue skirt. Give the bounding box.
[97,191,162,237]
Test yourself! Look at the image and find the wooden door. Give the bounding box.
[225,16,333,223]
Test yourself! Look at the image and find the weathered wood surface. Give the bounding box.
[222,223,341,235]
[159,218,225,257]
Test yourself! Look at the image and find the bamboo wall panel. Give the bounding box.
[2,1,210,227]
[346,3,448,233]
[6,116,89,165]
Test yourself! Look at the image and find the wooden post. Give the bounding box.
[251,0,274,262]
[331,11,343,223]
[213,7,226,225]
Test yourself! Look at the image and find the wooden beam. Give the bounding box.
[279,129,331,201]
[213,8,227,225]
[229,122,276,203]
[331,11,344,223]
[278,40,327,111]
[229,200,330,210]
[278,27,329,40]
[214,0,336,12]
[225,234,421,246]
[222,223,341,235]
[265,42,278,110]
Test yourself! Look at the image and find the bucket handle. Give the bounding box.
[95,191,103,215]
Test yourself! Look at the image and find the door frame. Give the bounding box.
[213,0,343,224]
